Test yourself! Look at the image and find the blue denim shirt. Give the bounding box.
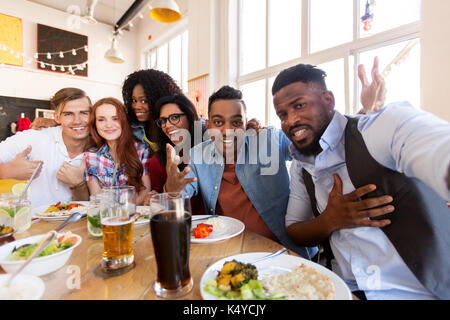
[131,122,146,142]
[183,127,318,259]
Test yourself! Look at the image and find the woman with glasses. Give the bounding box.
[150,94,206,214]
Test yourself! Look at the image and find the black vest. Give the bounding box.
[303,117,450,299]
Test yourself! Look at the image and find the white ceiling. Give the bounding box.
[27,0,140,26]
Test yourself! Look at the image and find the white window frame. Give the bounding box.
[235,0,421,124]
[143,19,189,93]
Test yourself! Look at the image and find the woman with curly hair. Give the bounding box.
[84,97,151,205]
[121,69,183,154]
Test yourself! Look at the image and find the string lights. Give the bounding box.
[0,43,89,75]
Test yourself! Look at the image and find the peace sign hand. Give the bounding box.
[164,144,197,193]
[358,56,387,113]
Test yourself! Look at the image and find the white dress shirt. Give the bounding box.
[0,127,84,207]
[286,102,450,299]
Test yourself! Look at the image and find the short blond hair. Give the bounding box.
[50,88,92,114]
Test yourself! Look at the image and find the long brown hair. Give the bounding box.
[89,97,144,192]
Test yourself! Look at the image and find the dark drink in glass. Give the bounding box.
[150,211,191,290]
[149,192,194,298]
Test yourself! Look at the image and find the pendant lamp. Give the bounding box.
[105,38,125,63]
[150,0,182,23]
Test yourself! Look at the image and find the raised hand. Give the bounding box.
[164,144,196,193]
[358,56,387,113]
[322,174,394,230]
[56,156,86,187]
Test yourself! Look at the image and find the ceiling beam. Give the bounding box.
[114,0,150,32]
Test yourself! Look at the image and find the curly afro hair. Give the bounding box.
[122,69,183,125]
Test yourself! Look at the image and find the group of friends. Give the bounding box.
[0,57,449,300]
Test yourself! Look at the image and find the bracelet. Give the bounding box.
[70,181,86,190]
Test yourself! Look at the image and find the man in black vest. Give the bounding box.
[272,58,450,300]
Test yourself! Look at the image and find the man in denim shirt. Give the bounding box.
[165,86,316,259]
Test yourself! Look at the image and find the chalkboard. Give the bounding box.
[37,24,88,77]
[0,96,50,142]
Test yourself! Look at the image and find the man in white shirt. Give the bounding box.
[0,88,91,207]
[272,59,450,299]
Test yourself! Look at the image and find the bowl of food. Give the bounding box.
[0,274,45,300]
[0,232,82,276]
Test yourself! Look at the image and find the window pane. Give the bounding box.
[169,35,182,87]
[310,0,353,53]
[157,43,168,73]
[318,59,346,115]
[240,0,266,75]
[268,77,281,128]
[240,80,266,124]
[359,0,421,38]
[149,50,157,69]
[358,39,421,109]
[268,0,301,66]
[182,31,189,93]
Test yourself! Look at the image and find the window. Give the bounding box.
[240,0,266,75]
[358,39,421,109]
[310,0,353,53]
[268,0,302,66]
[236,0,421,126]
[240,79,266,124]
[359,0,421,38]
[146,30,189,93]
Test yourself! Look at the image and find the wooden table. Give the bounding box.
[1,217,297,300]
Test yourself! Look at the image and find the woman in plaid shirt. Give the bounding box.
[84,97,151,205]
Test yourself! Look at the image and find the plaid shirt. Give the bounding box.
[84,141,150,187]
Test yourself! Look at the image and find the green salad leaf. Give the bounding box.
[204,279,284,300]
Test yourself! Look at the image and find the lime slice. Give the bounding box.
[0,208,14,218]
[15,206,31,217]
[88,222,103,237]
[14,206,31,232]
[11,183,28,196]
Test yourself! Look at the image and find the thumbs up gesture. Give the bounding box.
[56,156,86,187]
[321,174,394,230]
[7,146,43,180]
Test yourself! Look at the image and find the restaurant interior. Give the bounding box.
[0,0,449,303]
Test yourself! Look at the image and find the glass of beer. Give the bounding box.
[149,192,193,298]
[100,186,136,272]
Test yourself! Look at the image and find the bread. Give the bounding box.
[261,264,335,300]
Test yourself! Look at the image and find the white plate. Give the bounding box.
[200,252,352,300]
[0,233,82,276]
[32,201,89,221]
[134,206,150,226]
[191,215,245,243]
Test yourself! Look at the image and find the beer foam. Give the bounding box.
[102,217,133,226]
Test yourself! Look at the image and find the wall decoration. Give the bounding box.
[188,74,209,119]
[0,13,23,67]
[37,24,88,76]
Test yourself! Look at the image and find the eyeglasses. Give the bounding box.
[155,113,185,128]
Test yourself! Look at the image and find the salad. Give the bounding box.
[7,232,77,261]
[204,279,284,300]
[45,202,84,213]
[204,260,284,300]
